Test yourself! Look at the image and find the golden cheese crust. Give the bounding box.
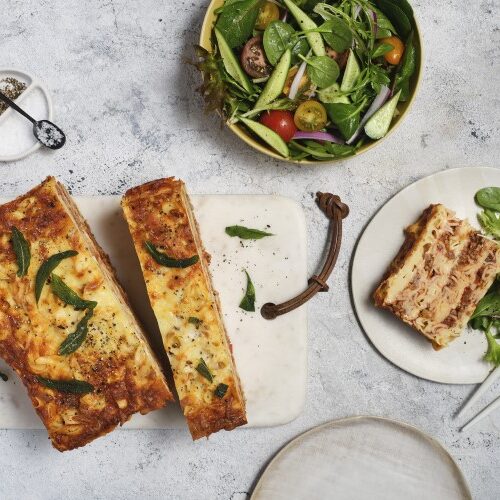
[122,178,247,439]
[374,204,500,348]
[0,177,173,451]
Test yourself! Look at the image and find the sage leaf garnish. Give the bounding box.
[225,225,273,240]
[11,227,30,277]
[0,371,8,382]
[58,308,94,356]
[214,383,228,398]
[144,241,199,269]
[35,250,78,303]
[188,316,202,327]
[239,270,256,312]
[196,358,213,382]
[50,273,97,310]
[37,376,94,394]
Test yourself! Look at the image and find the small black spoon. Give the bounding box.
[0,91,66,150]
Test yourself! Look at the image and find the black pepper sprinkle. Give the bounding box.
[0,77,27,115]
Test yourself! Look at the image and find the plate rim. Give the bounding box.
[350,166,499,384]
[251,415,472,500]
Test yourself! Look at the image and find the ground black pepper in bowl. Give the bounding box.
[0,77,27,115]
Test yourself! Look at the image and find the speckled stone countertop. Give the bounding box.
[1,0,499,498]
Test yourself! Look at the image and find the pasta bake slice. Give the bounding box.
[122,178,247,439]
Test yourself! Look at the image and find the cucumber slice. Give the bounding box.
[340,50,361,92]
[254,49,291,109]
[214,28,253,94]
[282,0,325,56]
[240,117,289,157]
[364,90,402,139]
[318,83,350,104]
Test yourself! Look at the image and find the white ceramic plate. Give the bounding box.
[251,416,471,500]
[352,167,500,384]
[0,194,307,429]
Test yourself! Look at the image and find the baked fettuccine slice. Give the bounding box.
[0,177,173,451]
[374,204,500,349]
[122,178,247,439]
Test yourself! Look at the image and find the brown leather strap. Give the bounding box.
[261,192,349,320]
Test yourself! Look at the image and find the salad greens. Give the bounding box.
[469,187,500,366]
[195,0,418,161]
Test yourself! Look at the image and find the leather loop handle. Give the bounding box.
[261,192,349,320]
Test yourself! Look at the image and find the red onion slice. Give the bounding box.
[370,9,378,37]
[346,85,391,145]
[293,131,344,144]
[289,60,307,100]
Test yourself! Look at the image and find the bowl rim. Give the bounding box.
[199,0,424,164]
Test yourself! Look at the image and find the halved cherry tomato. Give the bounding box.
[260,110,297,142]
[240,36,271,78]
[294,101,327,132]
[255,2,280,31]
[380,36,405,65]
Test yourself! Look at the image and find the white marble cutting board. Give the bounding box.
[0,194,308,429]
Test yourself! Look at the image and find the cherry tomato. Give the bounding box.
[326,47,348,70]
[294,101,327,132]
[282,67,313,97]
[240,36,271,78]
[255,2,280,31]
[260,110,297,142]
[380,36,405,65]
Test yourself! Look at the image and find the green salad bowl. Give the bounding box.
[199,0,423,164]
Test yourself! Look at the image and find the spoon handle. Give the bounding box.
[0,91,36,124]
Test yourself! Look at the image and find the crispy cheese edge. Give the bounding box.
[0,177,173,451]
[121,178,247,439]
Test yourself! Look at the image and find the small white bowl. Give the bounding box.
[0,68,53,162]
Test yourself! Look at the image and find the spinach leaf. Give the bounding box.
[35,250,78,304]
[225,225,273,239]
[216,0,264,48]
[325,102,362,140]
[291,38,310,65]
[476,187,500,212]
[144,241,199,268]
[372,42,394,59]
[391,0,414,21]
[484,330,500,366]
[303,55,339,88]
[394,32,416,101]
[375,0,412,38]
[58,308,94,356]
[478,210,500,240]
[319,18,352,52]
[196,358,214,382]
[214,383,229,398]
[263,21,295,66]
[50,273,97,310]
[239,270,256,312]
[470,292,500,320]
[371,7,397,37]
[11,227,30,277]
[37,376,94,394]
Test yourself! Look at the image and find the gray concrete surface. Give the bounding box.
[1,0,499,498]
